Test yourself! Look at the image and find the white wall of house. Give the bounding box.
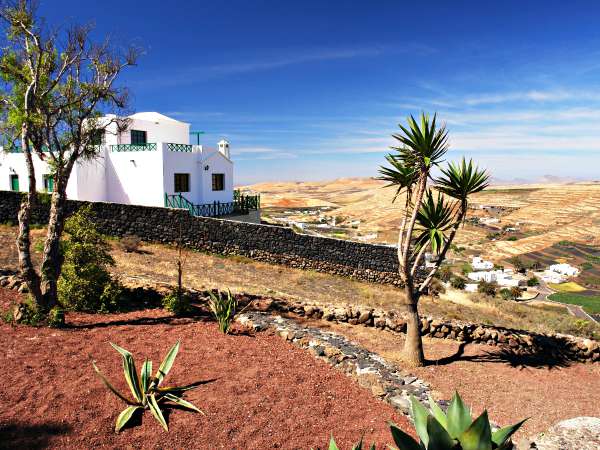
[104,112,191,146]
[106,147,164,206]
[0,112,235,208]
[198,147,234,204]
[0,151,58,193]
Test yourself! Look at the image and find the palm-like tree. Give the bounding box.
[379,113,489,367]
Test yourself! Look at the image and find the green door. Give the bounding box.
[9,174,19,191]
[43,174,54,192]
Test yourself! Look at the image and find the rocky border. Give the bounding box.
[237,311,435,416]
[2,269,598,363]
[267,299,600,363]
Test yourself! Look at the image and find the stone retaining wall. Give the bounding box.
[271,299,600,363]
[0,190,402,285]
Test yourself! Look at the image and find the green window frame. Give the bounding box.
[212,173,224,191]
[9,174,19,191]
[174,173,190,193]
[130,130,147,145]
[43,174,54,192]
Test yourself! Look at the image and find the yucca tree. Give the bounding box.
[379,114,489,366]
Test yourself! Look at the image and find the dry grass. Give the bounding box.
[245,178,600,261]
[0,223,598,338]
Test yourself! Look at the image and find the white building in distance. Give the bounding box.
[467,269,522,287]
[0,112,235,210]
[549,263,580,277]
[472,256,494,271]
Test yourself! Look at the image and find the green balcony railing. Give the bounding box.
[165,192,260,218]
[167,143,193,152]
[110,143,157,152]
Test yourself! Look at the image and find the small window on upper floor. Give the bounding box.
[212,173,224,191]
[174,173,190,193]
[130,130,147,145]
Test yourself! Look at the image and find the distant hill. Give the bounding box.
[242,177,600,261]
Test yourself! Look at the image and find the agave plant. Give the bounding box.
[92,341,204,432]
[208,289,238,334]
[326,436,375,450]
[390,392,527,450]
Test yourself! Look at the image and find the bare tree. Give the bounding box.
[0,0,139,313]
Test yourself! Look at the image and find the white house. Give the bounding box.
[0,112,247,216]
[467,269,522,287]
[549,263,580,277]
[472,256,494,271]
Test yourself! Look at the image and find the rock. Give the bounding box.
[521,417,600,450]
[388,395,411,413]
[357,310,372,324]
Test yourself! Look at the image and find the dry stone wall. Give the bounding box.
[0,191,402,285]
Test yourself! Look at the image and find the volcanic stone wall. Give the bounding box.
[0,190,402,285]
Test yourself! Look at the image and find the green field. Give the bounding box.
[548,292,600,315]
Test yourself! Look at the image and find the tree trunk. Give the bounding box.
[39,176,68,310]
[403,286,425,366]
[16,127,43,308]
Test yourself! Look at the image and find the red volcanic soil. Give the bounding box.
[0,289,410,449]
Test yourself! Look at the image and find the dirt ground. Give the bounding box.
[0,287,411,449]
[0,224,595,339]
[307,320,600,437]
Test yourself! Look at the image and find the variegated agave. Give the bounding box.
[390,393,527,450]
[93,341,204,432]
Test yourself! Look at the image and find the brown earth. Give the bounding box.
[0,287,411,450]
[242,178,600,261]
[305,319,600,437]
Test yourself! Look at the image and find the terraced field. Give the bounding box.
[244,179,600,263]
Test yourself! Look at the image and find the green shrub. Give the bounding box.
[93,341,204,432]
[47,307,65,327]
[500,288,512,300]
[527,276,540,287]
[461,263,472,276]
[330,392,526,450]
[581,262,593,270]
[162,290,191,315]
[13,298,46,326]
[450,276,466,290]
[506,236,517,241]
[436,266,453,283]
[478,281,498,297]
[58,206,124,312]
[208,290,238,334]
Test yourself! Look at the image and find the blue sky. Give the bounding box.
[41,1,600,184]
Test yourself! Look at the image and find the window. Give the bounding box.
[130,130,147,145]
[174,173,190,192]
[9,174,19,192]
[90,129,104,145]
[43,174,54,192]
[212,173,225,191]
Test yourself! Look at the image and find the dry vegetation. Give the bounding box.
[243,178,600,261]
[1,224,597,339]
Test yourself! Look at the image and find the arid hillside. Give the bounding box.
[242,178,600,261]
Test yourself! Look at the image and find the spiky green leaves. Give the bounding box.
[436,158,490,211]
[392,113,449,170]
[92,341,204,433]
[398,392,527,450]
[414,191,456,254]
[208,290,238,334]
